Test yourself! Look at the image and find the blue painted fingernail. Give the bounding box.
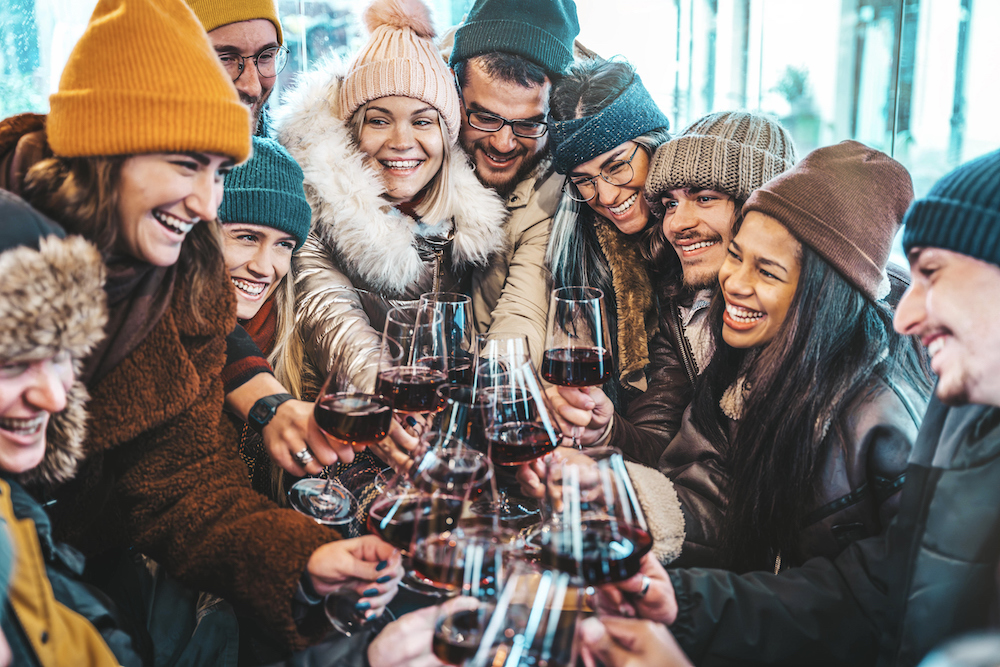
[376,560,389,571]
[405,416,418,428]
[376,575,391,584]
[355,601,371,612]
[362,588,379,597]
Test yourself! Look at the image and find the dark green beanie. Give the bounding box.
[219,136,312,250]
[902,149,1000,266]
[449,0,580,76]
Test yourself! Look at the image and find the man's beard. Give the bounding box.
[463,137,547,198]
[241,88,271,133]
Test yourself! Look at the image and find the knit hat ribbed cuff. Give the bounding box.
[745,189,886,301]
[218,188,312,249]
[449,18,574,75]
[549,76,669,174]
[185,0,283,44]
[48,89,251,162]
[902,196,1000,266]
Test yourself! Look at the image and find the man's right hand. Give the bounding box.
[545,385,615,447]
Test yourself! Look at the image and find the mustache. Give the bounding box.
[671,230,723,245]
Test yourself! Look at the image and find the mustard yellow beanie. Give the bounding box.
[340,0,459,144]
[184,0,283,45]
[48,0,251,162]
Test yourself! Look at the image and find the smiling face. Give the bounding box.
[661,188,738,289]
[458,60,550,196]
[208,19,280,130]
[116,153,232,266]
[222,223,295,320]
[568,141,652,235]
[895,247,1000,406]
[0,353,72,474]
[718,212,801,349]
[357,96,445,204]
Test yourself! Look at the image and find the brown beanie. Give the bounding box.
[48,0,250,162]
[644,111,797,218]
[340,0,460,144]
[742,140,913,301]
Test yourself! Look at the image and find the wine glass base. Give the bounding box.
[288,478,358,526]
[399,570,457,599]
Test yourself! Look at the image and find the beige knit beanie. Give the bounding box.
[340,0,459,144]
[644,111,797,218]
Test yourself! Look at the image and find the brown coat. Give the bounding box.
[46,257,334,651]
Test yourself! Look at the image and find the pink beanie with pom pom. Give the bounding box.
[340,0,459,143]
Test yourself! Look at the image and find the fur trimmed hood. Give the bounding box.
[0,229,107,489]
[274,57,509,295]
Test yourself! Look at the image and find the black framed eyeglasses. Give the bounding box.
[454,73,547,138]
[217,45,289,82]
[564,145,641,202]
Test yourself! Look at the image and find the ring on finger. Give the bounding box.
[637,575,651,598]
[293,447,315,466]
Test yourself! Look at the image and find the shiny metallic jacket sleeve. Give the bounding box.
[294,231,380,390]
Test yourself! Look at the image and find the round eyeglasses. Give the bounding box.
[217,45,289,83]
[564,145,641,203]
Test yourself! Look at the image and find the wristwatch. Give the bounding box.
[247,393,294,434]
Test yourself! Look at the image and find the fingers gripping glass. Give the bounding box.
[217,45,289,82]
[564,145,641,202]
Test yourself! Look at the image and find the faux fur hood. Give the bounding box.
[0,233,107,489]
[274,57,509,295]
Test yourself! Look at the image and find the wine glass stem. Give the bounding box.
[320,467,338,499]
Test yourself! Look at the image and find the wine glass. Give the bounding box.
[467,559,586,667]
[479,361,560,469]
[541,287,613,448]
[533,446,652,586]
[420,292,475,385]
[377,305,449,416]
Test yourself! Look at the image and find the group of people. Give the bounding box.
[0,0,998,665]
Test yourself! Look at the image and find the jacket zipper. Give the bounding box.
[668,301,698,386]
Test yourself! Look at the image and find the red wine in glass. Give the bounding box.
[314,393,392,445]
[433,610,484,665]
[485,422,556,466]
[538,520,653,585]
[367,494,465,552]
[377,366,448,413]
[541,347,612,387]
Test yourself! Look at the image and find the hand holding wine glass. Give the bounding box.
[544,384,615,447]
[541,287,613,448]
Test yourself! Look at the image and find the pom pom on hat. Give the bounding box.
[364,0,435,38]
[341,0,459,143]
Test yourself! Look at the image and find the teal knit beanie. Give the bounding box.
[449,0,580,77]
[902,149,1000,267]
[219,136,312,250]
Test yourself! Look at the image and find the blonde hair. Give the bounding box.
[349,102,455,225]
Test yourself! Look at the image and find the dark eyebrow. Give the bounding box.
[213,43,280,54]
[567,148,629,179]
[174,152,235,169]
[757,257,789,273]
[466,101,546,122]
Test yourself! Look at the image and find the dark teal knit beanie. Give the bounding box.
[219,136,312,250]
[449,0,580,76]
[902,149,1000,266]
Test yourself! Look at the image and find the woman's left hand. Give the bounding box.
[369,415,427,473]
[264,398,356,476]
[307,536,403,620]
[593,553,678,624]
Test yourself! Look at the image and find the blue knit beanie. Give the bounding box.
[218,136,312,250]
[902,149,1000,267]
[449,0,580,76]
[549,74,670,175]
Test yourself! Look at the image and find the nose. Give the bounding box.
[235,61,262,100]
[389,122,415,150]
[25,360,68,414]
[721,260,753,297]
[246,245,274,279]
[894,282,926,335]
[487,125,518,154]
[185,170,223,222]
[595,178,618,207]
[665,200,698,236]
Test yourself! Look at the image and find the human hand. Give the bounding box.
[369,415,427,473]
[545,385,614,447]
[579,616,691,667]
[307,536,403,620]
[367,596,478,667]
[593,553,678,625]
[265,399,356,477]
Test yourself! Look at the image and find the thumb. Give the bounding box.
[579,617,631,667]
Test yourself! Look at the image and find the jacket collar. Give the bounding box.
[274,58,509,296]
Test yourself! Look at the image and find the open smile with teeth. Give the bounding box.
[0,415,46,436]
[381,159,423,170]
[152,209,196,235]
[927,336,946,358]
[232,277,266,297]
[679,239,718,255]
[726,303,764,323]
[482,149,517,165]
[609,192,638,215]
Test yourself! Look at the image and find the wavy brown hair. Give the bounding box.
[22,155,224,323]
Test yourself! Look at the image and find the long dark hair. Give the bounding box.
[22,155,223,324]
[690,243,931,572]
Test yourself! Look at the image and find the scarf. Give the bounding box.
[240,296,277,358]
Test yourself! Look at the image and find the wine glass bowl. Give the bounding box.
[419,292,475,385]
[377,305,449,414]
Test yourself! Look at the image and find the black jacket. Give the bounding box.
[668,397,1000,667]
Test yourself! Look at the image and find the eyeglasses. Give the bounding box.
[564,145,641,202]
[217,45,289,83]
[454,74,547,138]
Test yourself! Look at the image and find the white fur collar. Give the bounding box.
[273,57,509,295]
